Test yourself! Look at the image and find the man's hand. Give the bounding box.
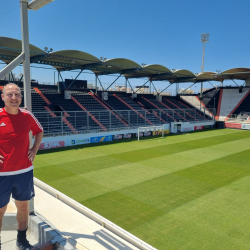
[28,147,38,162]
[0,155,3,164]
[28,131,43,162]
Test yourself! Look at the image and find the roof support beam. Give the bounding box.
[125,77,128,93]
[97,76,105,91]
[58,71,66,89]
[0,52,25,80]
[179,82,196,94]
[127,79,134,93]
[17,74,24,86]
[10,71,15,81]
[95,74,97,93]
[208,81,216,88]
[66,69,83,90]
[151,82,158,94]
[231,79,240,87]
[135,79,150,93]
[159,83,173,94]
[106,74,122,91]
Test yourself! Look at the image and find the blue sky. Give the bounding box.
[1,0,249,93]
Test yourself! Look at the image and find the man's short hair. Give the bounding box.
[2,83,21,95]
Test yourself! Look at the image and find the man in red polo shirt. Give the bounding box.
[0,83,43,250]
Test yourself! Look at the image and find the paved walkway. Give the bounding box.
[3,187,141,250]
[33,186,140,250]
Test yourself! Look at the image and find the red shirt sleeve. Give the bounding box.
[29,112,43,136]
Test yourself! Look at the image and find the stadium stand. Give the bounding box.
[232,89,250,115]
[137,95,175,122]
[33,87,87,133]
[0,82,216,135]
[71,90,127,129]
[219,87,250,120]
[199,88,220,109]
[180,94,214,118]
[105,93,155,126]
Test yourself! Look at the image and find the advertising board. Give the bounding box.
[135,132,144,137]
[144,131,152,137]
[39,141,65,150]
[123,133,132,139]
[182,127,193,132]
[113,134,123,140]
[194,125,204,130]
[90,135,113,143]
[224,123,241,129]
[69,138,90,146]
[152,129,169,136]
[153,131,159,136]
[241,124,250,130]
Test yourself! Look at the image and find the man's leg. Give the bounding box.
[15,200,29,231]
[0,205,7,249]
[0,205,7,232]
[13,171,34,250]
[15,200,34,249]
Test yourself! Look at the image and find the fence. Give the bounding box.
[33,108,215,136]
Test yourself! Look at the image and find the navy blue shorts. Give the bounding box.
[0,170,35,208]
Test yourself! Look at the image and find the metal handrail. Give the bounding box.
[33,108,215,136]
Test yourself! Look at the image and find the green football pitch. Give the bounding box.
[34,129,250,250]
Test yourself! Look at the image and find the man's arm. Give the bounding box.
[0,155,3,164]
[28,131,43,162]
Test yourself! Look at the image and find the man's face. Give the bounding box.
[1,85,22,110]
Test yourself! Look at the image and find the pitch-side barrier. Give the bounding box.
[34,178,158,250]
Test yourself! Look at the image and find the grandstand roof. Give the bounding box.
[0,36,249,84]
[217,67,250,80]
[0,36,45,63]
[40,50,101,70]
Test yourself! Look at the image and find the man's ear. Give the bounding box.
[1,94,3,101]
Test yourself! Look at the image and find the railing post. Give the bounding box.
[160,110,161,124]
[144,111,146,126]
[75,111,76,130]
[61,111,63,135]
[87,111,89,130]
[128,110,130,128]
[99,111,101,130]
[109,111,111,130]
[47,112,49,134]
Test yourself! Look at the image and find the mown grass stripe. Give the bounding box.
[81,149,250,233]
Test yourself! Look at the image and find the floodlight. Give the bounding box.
[100,57,103,60]
[104,57,107,61]
[28,0,54,11]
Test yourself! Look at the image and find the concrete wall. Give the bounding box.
[170,120,215,133]
[38,124,170,150]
